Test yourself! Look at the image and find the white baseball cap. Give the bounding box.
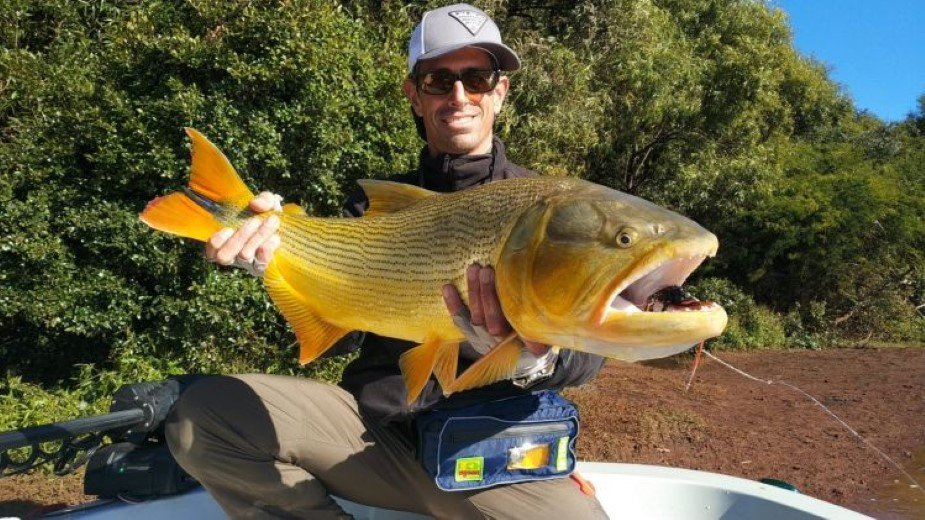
[407,3,521,73]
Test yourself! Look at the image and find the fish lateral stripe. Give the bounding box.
[182,187,224,214]
[139,192,222,242]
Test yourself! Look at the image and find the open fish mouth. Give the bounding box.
[604,256,720,318]
[575,252,727,359]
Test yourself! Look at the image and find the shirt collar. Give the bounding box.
[417,137,507,192]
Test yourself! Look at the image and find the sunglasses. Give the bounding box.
[413,68,501,96]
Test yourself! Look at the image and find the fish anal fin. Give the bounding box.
[263,261,347,364]
[185,128,255,210]
[357,179,436,217]
[139,192,222,242]
[433,343,459,394]
[399,337,456,405]
[448,334,522,395]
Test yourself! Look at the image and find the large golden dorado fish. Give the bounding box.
[141,129,728,403]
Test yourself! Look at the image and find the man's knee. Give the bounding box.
[164,375,244,469]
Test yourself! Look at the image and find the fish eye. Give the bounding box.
[616,227,638,248]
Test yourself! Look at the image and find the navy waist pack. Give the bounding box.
[414,390,579,491]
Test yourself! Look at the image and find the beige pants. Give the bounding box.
[165,374,608,519]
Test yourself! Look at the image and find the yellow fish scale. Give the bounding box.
[272,177,577,343]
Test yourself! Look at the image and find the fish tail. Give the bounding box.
[139,128,256,241]
[139,191,223,242]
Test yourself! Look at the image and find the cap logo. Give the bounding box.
[448,10,487,35]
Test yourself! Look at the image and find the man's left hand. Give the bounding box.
[442,264,550,356]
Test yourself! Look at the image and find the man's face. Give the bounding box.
[403,48,510,157]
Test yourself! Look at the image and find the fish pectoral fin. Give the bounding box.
[139,192,223,242]
[263,261,348,364]
[447,334,522,395]
[399,338,457,405]
[357,179,436,217]
[185,128,255,209]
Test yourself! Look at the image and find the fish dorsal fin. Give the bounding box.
[185,128,255,210]
[357,179,436,217]
[262,260,349,364]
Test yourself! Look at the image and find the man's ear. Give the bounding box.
[403,79,424,117]
[492,76,510,115]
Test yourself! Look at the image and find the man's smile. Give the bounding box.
[440,113,478,128]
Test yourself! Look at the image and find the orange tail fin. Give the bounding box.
[140,192,222,241]
[139,128,256,241]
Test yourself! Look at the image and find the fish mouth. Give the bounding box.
[595,254,719,325]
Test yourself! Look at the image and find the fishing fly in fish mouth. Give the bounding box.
[140,129,727,404]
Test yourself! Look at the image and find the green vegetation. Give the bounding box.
[1,0,923,427]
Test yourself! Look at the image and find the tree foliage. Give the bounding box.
[0,0,418,384]
[725,131,924,338]
[495,0,922,341]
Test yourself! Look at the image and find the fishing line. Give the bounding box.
[700,350,924,494]
[684,341,705,392]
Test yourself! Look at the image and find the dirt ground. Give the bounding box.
[568,346,925,519]
[1,347,923,519]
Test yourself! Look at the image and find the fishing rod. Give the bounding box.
[0,376,203,498]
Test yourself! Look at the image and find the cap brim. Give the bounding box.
[414,42,521,72]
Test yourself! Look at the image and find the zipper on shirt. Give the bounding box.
[443,154,451,174]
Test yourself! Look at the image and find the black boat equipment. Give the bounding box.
[0,376,204,499]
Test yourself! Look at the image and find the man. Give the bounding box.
[166,4,607,518]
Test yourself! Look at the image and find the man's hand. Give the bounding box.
[442,264,550,356]
[204,191,282,276]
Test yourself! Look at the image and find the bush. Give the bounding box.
[0,352,180,430]
[782,301,828,350]
[689,278,787,350]
[0,0,418,386]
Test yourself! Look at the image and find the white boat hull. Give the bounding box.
[43,462,872,519]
